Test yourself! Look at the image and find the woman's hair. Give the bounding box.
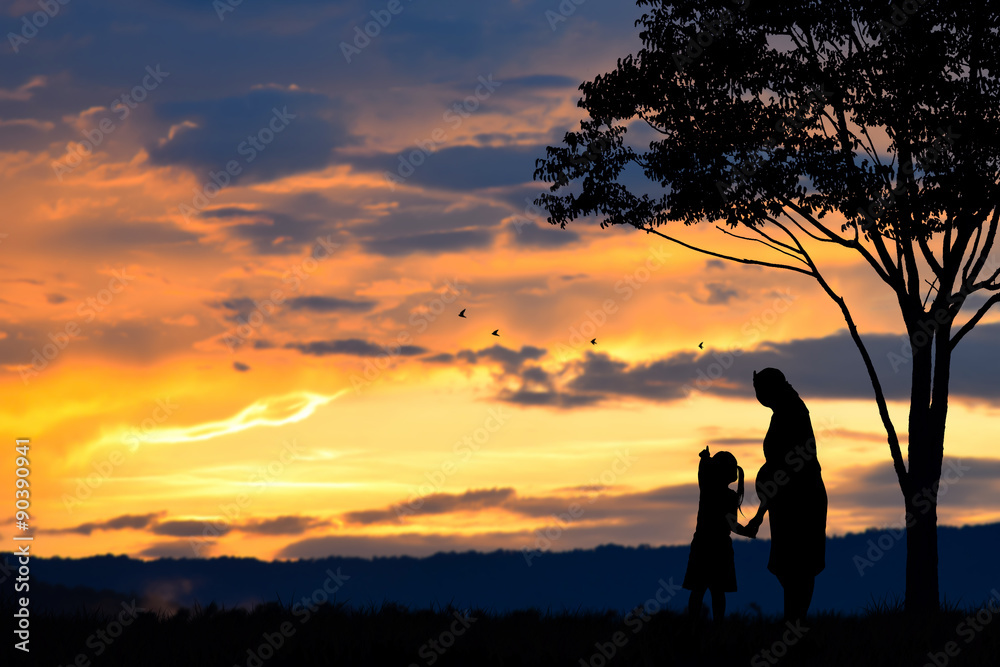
[711,451,745,515]
[753,367,804,409]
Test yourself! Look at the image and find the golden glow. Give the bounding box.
[108,391,345,447]
[4,52,998,564]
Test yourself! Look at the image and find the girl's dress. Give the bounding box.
[682,457,739,592]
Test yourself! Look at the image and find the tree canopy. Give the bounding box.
[533,0,1000,612]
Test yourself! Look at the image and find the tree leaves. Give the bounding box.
[532,0,1000,244]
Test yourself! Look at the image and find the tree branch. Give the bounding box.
[916,233,943,278]
[639,109,669,135]
[633,225,815,276]
[764,215,908,492]
[715,224,808,265]
[967,207,1000,288]
[783,213,830,243]
[950,293,1000,350]
[776,194,897,286]
[961,219,984,286]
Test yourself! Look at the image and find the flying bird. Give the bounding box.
[492,330,499,336]
[591,339,597,345]
[459,309,466,318]
[699,342,704,349]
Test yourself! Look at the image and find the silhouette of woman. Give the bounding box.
[745,368,827,621]
[682,446,752,623]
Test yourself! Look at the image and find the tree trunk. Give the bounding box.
[903,445,941,614]
[902,317,950,614]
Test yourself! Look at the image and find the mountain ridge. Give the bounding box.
[5,522,997,617]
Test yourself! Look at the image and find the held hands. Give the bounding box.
[729,515,758,539]
[699,446,710,459]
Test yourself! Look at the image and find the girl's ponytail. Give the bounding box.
[736,465,745,515]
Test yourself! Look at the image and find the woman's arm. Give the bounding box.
[743,495,767,538]
[742,460,773,538]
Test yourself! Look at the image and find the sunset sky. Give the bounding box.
[2,0,999,563]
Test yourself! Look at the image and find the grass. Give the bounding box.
[8,594,1000,666]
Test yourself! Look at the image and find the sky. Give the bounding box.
[1,0,999,563]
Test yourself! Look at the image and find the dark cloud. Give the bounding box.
[462,323,1000,409]
[360,229,494,257]
[151,520,229,538]
[214,293,375,327]
[561,351,696,402]
[238,515,329,535]
[147,89,350,185]
[197,208,344,255]
[833,457,1000,512]
[233,361,250,372]
[501,74,579,88]
[520,366,551,386]
[56,512,326,540]
[213,297,258,324]
[695,282,741,305]
[342,484,682,528]
[362,203,509,237]
[285,296,377,313]
[353,144,543,192]
[284,483,699,559]
[46,293,69,305]
[109,513,169,529]
[285,338,427,357]
[0,120,53,152]
[287,454,1000,559]
[507,220,581,248]
[49,512,166,536]
[340,508,399,526]
[421,353,455,363]
[401,487,515,515]
[451,344,547,374]
[343,488,516,525]
[0,0,645,162]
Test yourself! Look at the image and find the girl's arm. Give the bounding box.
[697,446,710,487]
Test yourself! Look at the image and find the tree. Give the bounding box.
[532,0,1000,613]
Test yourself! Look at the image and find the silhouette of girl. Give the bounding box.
[682,446,752,622]
[745,368,827,621]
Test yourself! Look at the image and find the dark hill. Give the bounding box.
[4,523,997,617]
